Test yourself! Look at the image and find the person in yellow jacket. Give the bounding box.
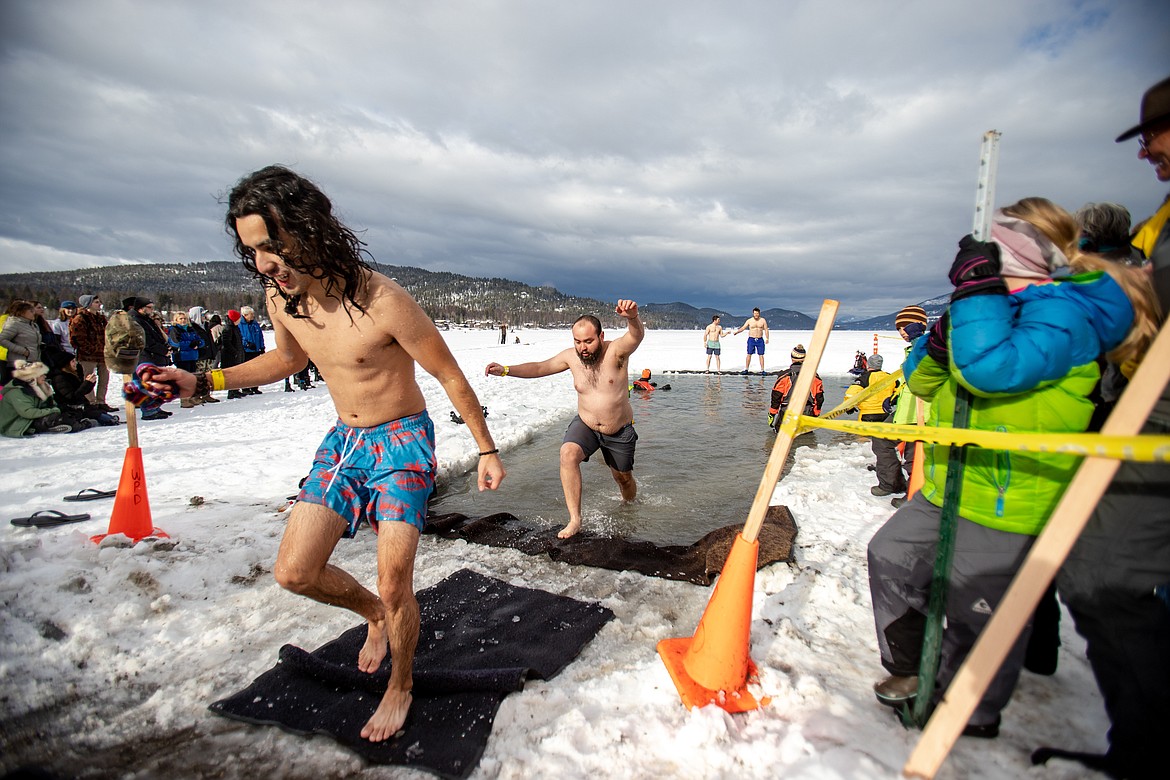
[844,353,902,497]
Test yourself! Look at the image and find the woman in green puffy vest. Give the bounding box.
[866,197,1159,737]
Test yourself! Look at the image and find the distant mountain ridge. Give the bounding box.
[842,294,949,330]
[0,261,939,330]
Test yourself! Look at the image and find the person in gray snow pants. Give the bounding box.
[867,493,1035,726]
[1057,426,1170,778]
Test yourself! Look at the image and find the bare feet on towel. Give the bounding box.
[557,518,581,539]
[358,617,388,673]
[362,687,412,741]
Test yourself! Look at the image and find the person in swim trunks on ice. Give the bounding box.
[732,307,769,373]
[702,314,730,372]
[152,165,505,744]
[485,299,644,539]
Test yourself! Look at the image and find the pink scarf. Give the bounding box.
[990,211,1068,280]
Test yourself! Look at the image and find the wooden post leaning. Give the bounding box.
[903,323,1170,779]
[123,372,138,449]
[743,298,839,543]
[656,299,838,712]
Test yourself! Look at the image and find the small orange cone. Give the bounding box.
[906,399,926,501]
[906,442,925,500]
[657,534,770,712]
[91,447,168,544]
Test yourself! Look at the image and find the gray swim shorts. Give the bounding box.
[563,415,638,472]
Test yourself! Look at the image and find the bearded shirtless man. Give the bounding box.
[485,300,644,538]
[152,165,505,743]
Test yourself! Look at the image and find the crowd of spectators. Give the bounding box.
[1,295,296,436]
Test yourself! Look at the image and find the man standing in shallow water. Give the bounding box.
[153,165,505,743]
[484,300,644,538]
[702,314,730,372]
[733,307,769,373]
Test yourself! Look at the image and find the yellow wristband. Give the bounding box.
[210,369,226,392]
[502,365,509,376]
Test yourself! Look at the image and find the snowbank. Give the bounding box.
[0,328,1107,779]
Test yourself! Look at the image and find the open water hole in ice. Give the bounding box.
[431,372,860,545]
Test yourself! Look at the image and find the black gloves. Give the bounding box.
[949,235,1007,301]
[926,310,950,366]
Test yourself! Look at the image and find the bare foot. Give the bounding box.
[361,687,412,742]
[557,518,581,539]
[358,619,388,673]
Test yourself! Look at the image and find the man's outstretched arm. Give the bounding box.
[151,325,307,396]
[485,352,571,379]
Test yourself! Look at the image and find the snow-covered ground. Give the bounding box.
[0,326,1108,779]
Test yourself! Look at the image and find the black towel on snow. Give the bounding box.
[424,504,798,586]
[209,568,613,779]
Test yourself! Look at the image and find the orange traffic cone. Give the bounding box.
[906,442,925,500]
[91,447,168,543]
[657,533,770,712]
[906,398,926,501]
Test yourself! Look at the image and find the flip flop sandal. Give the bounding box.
[63,488,117,502]
[11,510,93,528]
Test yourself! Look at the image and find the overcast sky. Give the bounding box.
[1,1,1167,318]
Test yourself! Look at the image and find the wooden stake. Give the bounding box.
[123,373,138,449]
[743,299,838,543]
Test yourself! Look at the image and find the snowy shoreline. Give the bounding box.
[0,328,1108,779]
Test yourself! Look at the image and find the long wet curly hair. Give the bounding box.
[225,165,372,319]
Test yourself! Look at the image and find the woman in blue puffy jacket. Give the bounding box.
[866,197,1160,737]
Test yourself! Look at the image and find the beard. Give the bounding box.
[578,347,601,366]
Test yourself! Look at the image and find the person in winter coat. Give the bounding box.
[125,297,172,420]
[889,305,932,509]
[866,197,1157,739]
[848,350,868,376]
[844,352,902,496]
[187,307,220,405]
[767,344,824,430]
[125,297,170,368]
[0,301,41,371]
[238,305,265,395]
[167,311,206,408]
[1055,75,1170,780]
[0,360,75,437]
[45,353,119,426]
[207,314,225,365]
[69,294,111,409]
[51,301,77,356]
[220,310,246,399]
[1075,201,1147,265]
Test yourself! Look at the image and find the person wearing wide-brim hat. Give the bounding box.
[1054,75,1170,780]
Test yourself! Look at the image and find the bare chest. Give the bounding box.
[570,357,628,398]
[281,310,400,372]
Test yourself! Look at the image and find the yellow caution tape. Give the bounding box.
[820,368,903,420]
[797,416,1170,463]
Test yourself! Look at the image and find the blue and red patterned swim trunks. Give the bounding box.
[297,411,436,536]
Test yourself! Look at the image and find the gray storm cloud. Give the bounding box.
[1,0,1166,317]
